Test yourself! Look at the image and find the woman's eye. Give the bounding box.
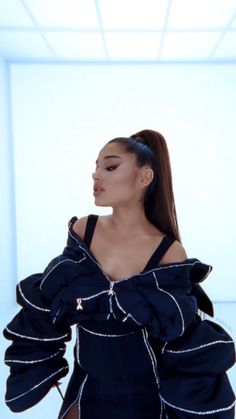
[106,165,118,171]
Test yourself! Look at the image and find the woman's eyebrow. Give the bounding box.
[95,155,122,164]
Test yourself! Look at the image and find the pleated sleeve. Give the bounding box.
[158,316,235,418]
[48,244,235,418]
[116,260,236,418]
[3,272,71,412]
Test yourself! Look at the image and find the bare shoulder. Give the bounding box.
[72,216,89,240]
[159,240,187,265]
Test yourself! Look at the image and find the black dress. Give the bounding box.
[3,215,235,418]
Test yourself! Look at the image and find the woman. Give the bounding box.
[3,129,235,418]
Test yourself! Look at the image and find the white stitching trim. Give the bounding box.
[68,228,97,268]
[160,396,235,415]
[78,375,88,418]
[153,272,185,336]
[5,350,63,364]
[18,282,50,312]
[68,228,81,244]
[114,295,143,326]
[160,399,163,419]
[60,385,81,419]
[40,255,86,288]
[76,326,82,367]
[5,366,68,402]
[142,328,160,388]
[79,325,135,338]
[150,260,211,275]
[79,290,111,301]
[109,294,113,314]
[161,342,168,354]
[5,326,69,342]
[166,340,235,353]
[123,313,142,325]
[113,294,126,314]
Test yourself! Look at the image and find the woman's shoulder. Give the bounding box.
[159,239,187,265]
[70,214,110,240]
[70,215,89,240]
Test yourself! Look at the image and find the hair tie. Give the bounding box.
[131,136,151,151]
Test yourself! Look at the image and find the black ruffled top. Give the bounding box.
[3,218,235,419]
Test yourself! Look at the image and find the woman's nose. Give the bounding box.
[92,170,102,180]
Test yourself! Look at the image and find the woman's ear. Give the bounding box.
[140,166,154,188]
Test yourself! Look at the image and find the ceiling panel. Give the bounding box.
[46,32,105,59]
[24,0,100,28]
[161,32,221,60]
[105,32,161,59]
[0,0,235,61]
[99,0,168,30]
[0,0,34,27]
[168,0,236,29]
[0,31,52,58]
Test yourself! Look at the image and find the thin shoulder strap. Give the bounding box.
[83,214,99,248]
[144,235,176,270]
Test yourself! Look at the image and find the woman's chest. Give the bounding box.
[89,236,162,281]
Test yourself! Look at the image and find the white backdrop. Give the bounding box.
[1,61,235,419]
[10,63,236,301]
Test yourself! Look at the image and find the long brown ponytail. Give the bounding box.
[108,129,181,242]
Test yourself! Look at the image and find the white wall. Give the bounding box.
[10,63,236,301]
[1,63,235,418]
[0,58,19,419]
[0,59,16,309]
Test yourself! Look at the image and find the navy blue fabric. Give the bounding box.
[144,234,176,271]
[3,216,235,418]
[83,214,98,247]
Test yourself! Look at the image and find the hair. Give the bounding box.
[108,129,181,242]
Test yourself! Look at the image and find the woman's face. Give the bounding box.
[92,142,151,208]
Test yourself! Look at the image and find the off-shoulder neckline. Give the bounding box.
[68,217,194,283]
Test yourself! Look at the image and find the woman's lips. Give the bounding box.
[93,186,106,196]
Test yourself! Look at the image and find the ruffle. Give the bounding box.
[39,234,214,340]
[68,219,214,315]
[39,252,110,325]
[3,218,235,417]
[158,318,235,417]
[3,272,71,412]
[113,271,198,340]
[5,361,68,413]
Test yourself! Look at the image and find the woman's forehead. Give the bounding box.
[99,142,124,155]
[97,142,131,161]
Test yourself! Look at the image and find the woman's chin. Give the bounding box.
[94,198,111,207]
